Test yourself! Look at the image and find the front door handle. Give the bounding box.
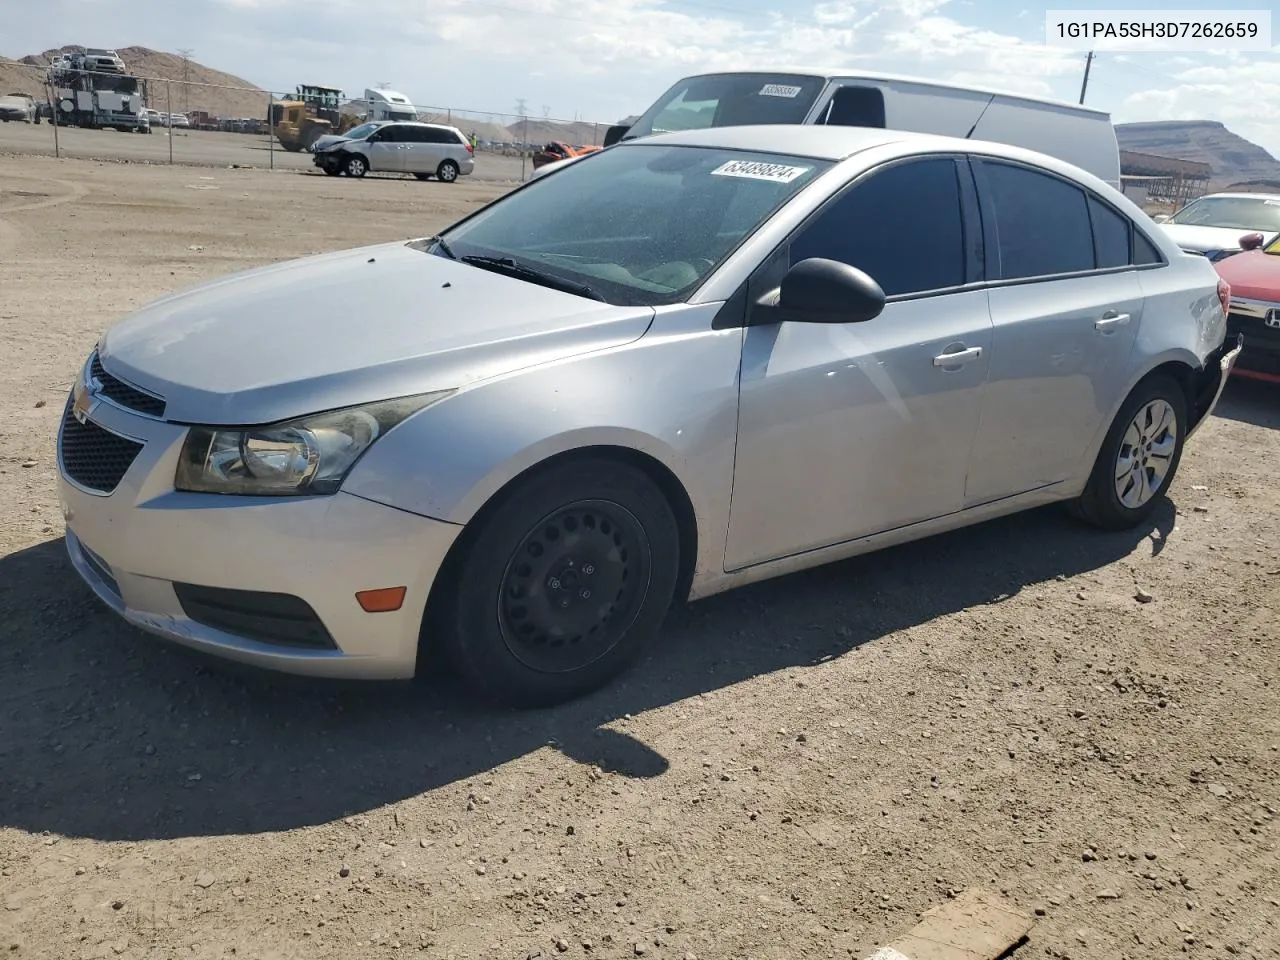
[933,346,983,367]
[1095,311,1131,331]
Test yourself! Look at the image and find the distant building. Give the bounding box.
[1119,150,1212,209]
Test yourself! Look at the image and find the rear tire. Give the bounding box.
[437,159,460,183]
[1072,374,1187,530]
[432,459,681,708]
[344,154,368,178]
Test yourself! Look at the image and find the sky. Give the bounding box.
[3,0,1280,153]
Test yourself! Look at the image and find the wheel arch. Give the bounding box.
[418,443,700,663]
[1080,349,1204,476]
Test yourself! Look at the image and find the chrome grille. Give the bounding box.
[90,352,166,419]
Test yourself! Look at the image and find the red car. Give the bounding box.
[1213,234,1280,382]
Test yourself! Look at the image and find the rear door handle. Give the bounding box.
[1095,311,1131,331]
[933,346,983,367]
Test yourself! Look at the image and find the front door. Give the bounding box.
[725,156,994,571]
[365,126,403,172]
[962,159,1145,505]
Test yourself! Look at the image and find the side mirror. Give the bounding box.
[1153,214,1171,223]
[776,258,886,325]
[602,124,629,147]
[1239,232,1265,251]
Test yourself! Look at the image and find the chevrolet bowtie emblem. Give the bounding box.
[71,377,99,425]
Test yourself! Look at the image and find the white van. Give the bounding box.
[536,68,1121,187]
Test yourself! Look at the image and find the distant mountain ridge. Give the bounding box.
[1116,120,1280,188]
[1,45,614,143]
[1,45,269,118]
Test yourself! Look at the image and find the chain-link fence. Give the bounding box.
[0,61,617,182]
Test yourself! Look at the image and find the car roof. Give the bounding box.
[1197,192,1280,202]
[387,121,456,130]
[622,124,1117,192]
[675,67,1112,118]
[625,124,970,161]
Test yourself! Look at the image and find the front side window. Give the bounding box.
[788,157,967,297]
[981,161,1094,280]
[625,73,827,140]
[437,145,831,306]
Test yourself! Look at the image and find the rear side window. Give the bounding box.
[1133,231,1163,265]
[790,157,966,297]
[1089,196,1131,268]
[981,161,1094,279]
[823,86,886,128]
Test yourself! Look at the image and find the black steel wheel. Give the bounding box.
[430,458,681,707]
[498,500,651,674]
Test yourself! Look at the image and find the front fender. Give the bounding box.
[341,303,744,584]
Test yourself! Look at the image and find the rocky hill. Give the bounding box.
[1116,120,1280,187]
[0,46,268,118]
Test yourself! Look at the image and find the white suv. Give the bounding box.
[312,121,476,182]
[82,48,127,74]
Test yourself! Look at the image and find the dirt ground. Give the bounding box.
[1,154,1278,960]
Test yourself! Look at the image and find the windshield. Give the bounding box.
[344,122,382,140]
[624,73,827,141]
[437,144,831,306]
[1168,195,1280,232]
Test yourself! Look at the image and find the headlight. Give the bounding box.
[174,391,452,496]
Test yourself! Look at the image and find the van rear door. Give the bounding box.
[968,98,1121,188]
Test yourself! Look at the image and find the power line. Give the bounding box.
[1079,50,1094,104]
[177,47,194,114]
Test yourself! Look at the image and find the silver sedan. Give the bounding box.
[56,125,1240,706]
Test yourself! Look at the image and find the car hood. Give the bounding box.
[98,240,656,425]
[312,134,354,152]
[1160,223,1278,254]
[1213,248,1280,302]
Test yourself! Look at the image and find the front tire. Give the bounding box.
[1073,374,1187,529]
[344,154,368,178]
[433,459,681,708]
[437,159,460,183]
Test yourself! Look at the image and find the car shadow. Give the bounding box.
[0,500,1173,842]
[1212,376,1279,429]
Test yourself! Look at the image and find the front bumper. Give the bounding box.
[1227,300,1280,381]
[56,386,461,679]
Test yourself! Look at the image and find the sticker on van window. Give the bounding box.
[711,160,811,183]
[759,83,803,98]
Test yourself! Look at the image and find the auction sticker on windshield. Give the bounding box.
[711,160,810,183]
[759,84,803,98]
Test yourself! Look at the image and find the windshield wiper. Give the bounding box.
[460,255,604,301]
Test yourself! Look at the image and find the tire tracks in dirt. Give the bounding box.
[0,176,89,258]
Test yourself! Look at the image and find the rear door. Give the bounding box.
[400,125,438,173]
[962,158,1145,506]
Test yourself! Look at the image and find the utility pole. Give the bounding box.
[177,47,194,114]
[1078,50,1094,105]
